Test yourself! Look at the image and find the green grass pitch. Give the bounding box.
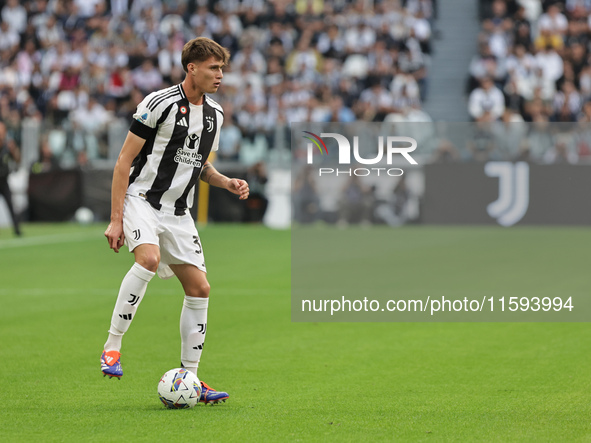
[0,223,590,441]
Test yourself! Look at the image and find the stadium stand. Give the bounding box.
[471,0,591,125]
[0,0,435,169]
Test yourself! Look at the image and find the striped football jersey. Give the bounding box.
[127,84,223,215]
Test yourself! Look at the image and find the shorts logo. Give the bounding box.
[133,229,141,241]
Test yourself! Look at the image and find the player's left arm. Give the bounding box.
[200,160,249,200]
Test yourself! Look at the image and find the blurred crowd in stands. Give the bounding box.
[469,0,591,125]
[0,0,435,169]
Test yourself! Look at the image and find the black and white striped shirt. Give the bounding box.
[127,84,223,215]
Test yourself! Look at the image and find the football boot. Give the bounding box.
[101,350,123,379]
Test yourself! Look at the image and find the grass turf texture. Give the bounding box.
[0,223,589,441]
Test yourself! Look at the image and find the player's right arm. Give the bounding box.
[104,131,146,253]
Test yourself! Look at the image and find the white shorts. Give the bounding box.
[123,195,206,279]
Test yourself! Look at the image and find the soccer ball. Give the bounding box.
[158,368,202,409]
[74,207,94,224]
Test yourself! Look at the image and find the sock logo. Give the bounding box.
[192,344,204,350]
[197,323,206,334]
[119,313,133,320]
[128,294,140,306]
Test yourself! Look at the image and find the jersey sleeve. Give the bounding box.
[132,93,163,129]
[130,91,169,139]
[211,111,224,152]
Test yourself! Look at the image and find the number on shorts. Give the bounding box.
[192,235,202,254]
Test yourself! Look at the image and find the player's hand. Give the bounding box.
[226,178,249,200]
[105,221,125,253]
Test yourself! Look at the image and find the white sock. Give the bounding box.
[104,262,155,352]
[180,295,209,376]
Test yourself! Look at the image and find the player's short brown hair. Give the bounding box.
[181,37,230,72]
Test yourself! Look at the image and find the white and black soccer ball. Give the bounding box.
[158,368,201,409]
[74,207,94,225]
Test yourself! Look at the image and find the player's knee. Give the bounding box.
[136,253,160,272]
[187,281,210,298]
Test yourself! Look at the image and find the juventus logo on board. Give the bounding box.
[205,116,214,132]
[485,162,529,227]
[177,117,188,127]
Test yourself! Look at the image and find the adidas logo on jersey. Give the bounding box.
[177,117,188,127]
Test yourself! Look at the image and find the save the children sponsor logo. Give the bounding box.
[174,133,202,167]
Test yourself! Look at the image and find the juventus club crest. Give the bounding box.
[205,116,214,132]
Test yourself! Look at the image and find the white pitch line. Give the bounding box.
[0,287,282,297]
[0,288,117,296]
[0,230,104,249]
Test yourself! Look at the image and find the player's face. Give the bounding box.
[188,56,224,94]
